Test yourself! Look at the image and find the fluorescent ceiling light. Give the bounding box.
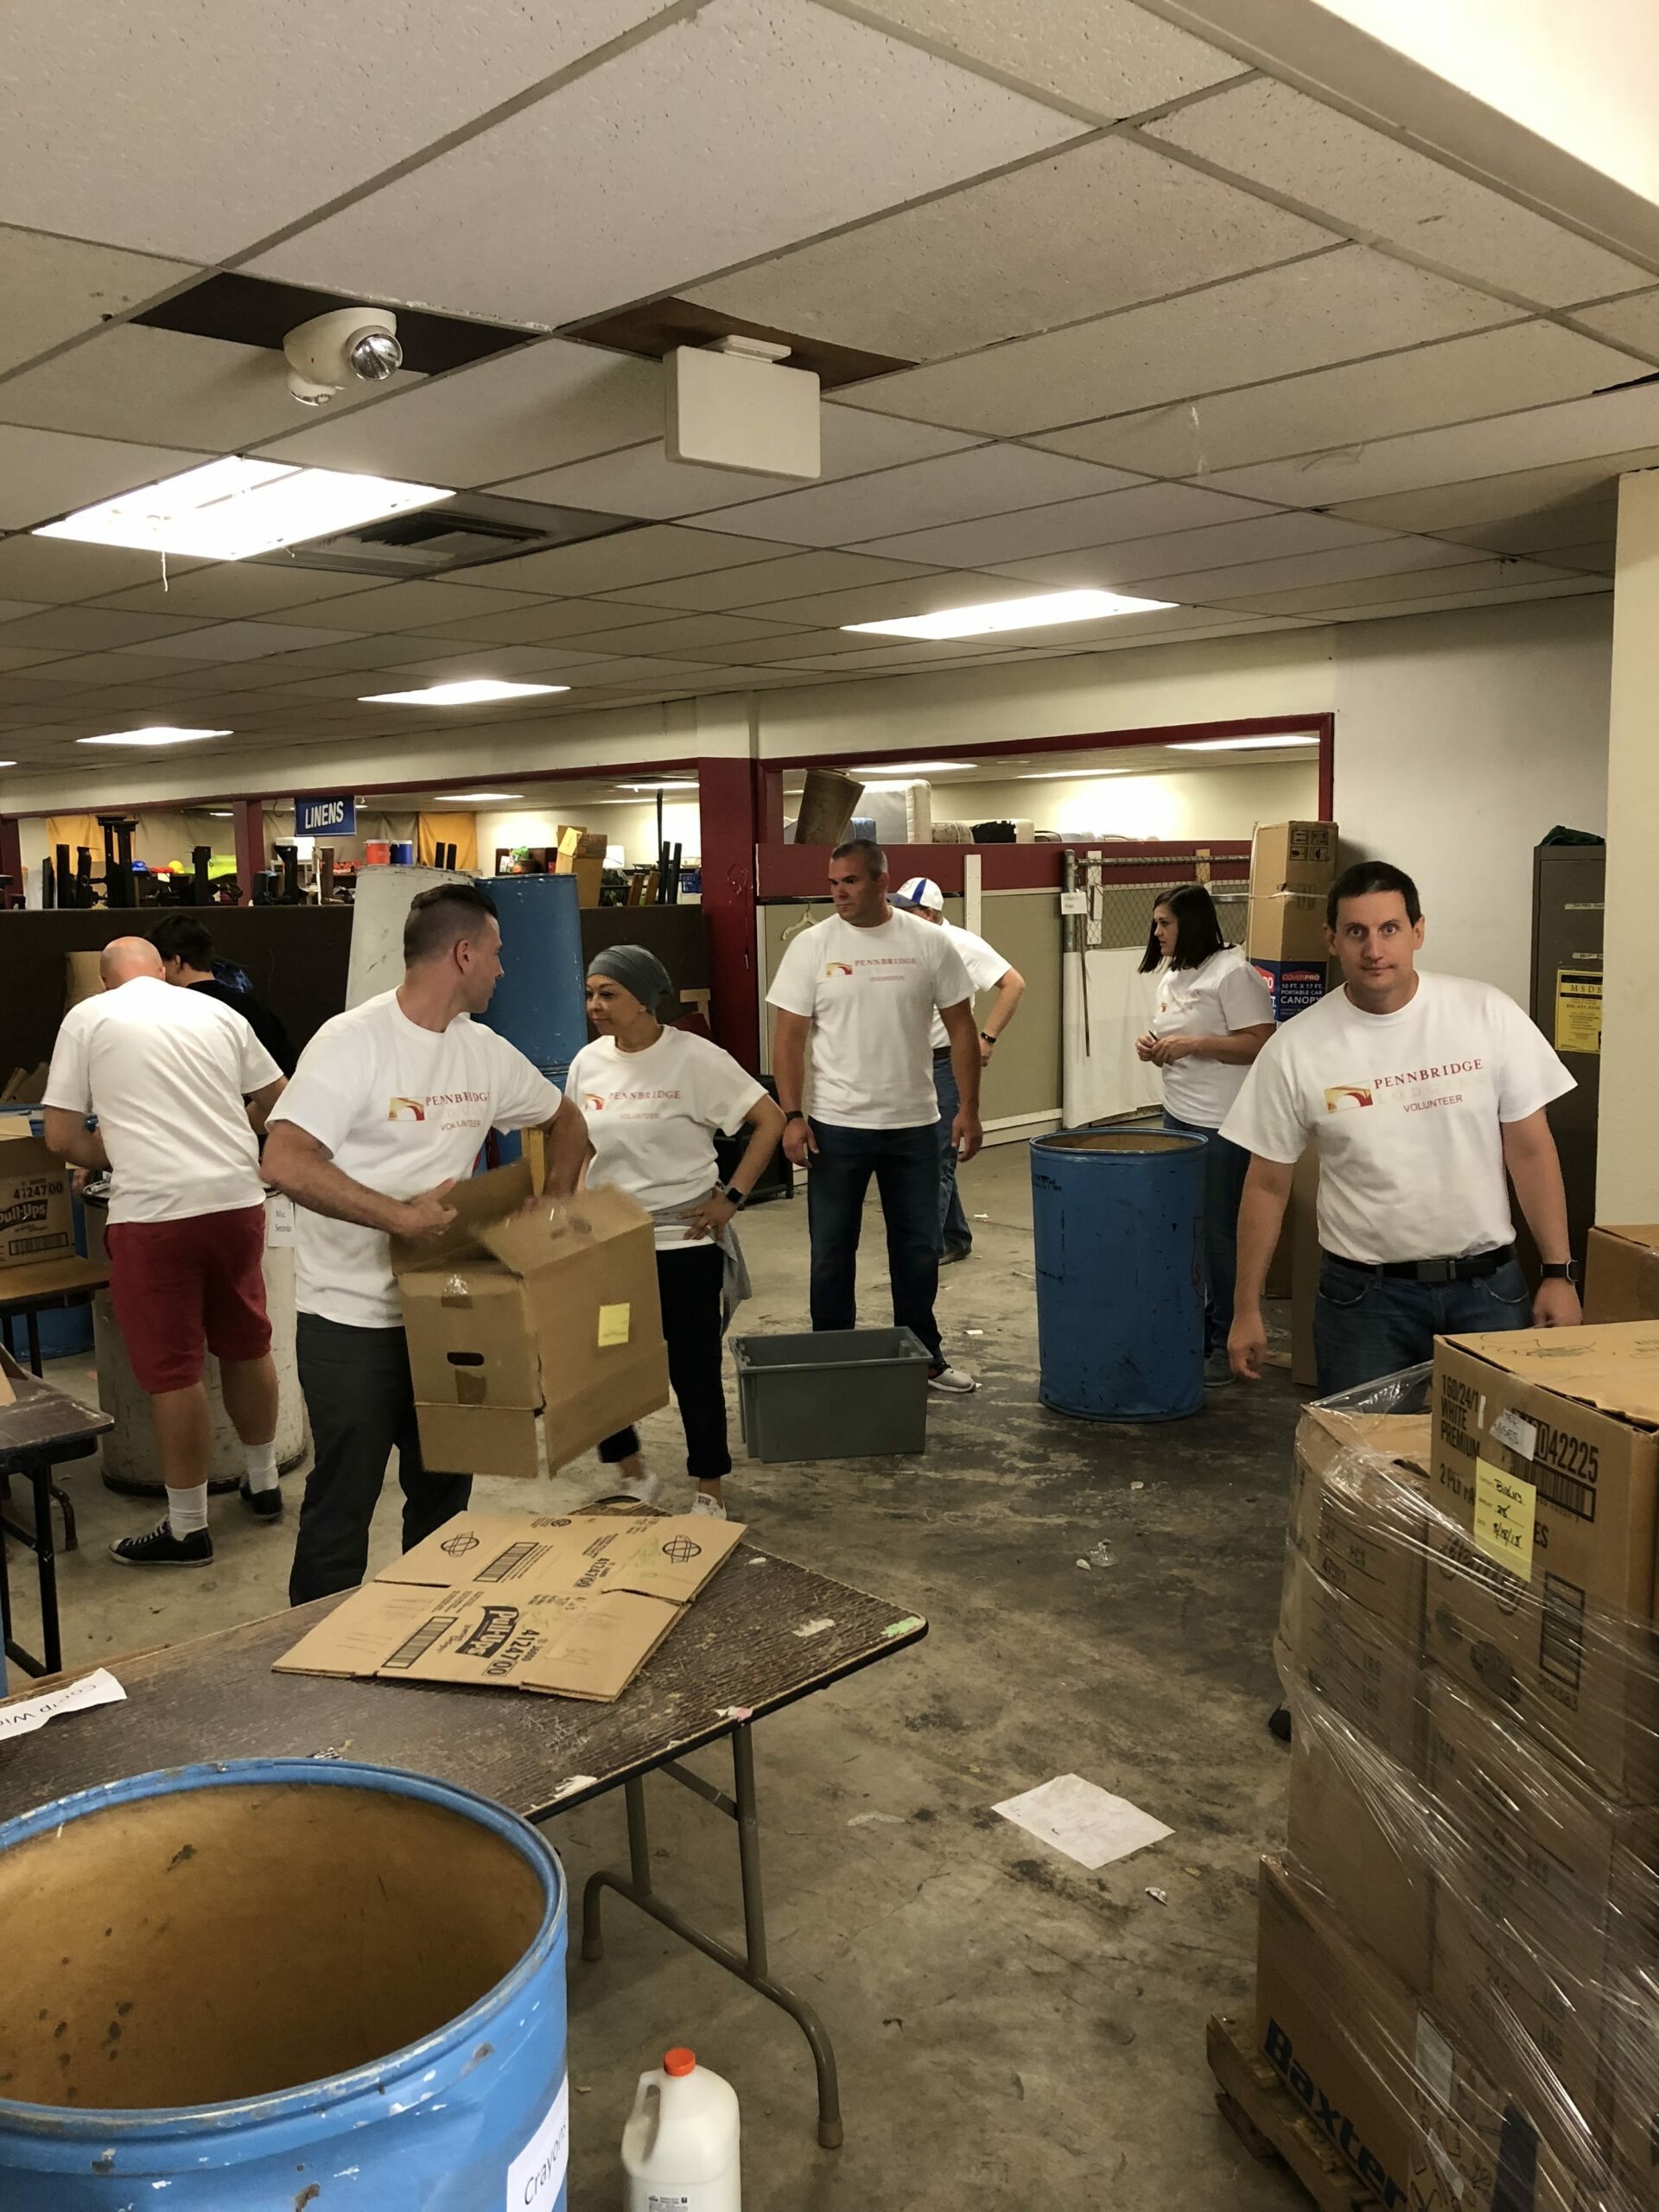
[0,760,15,768]
[842,589,1175,641]
[206,809,234,817]
[78,727,231,747]
[36,457,452,562]
[362,679,569,706]
[435,791,524,804]
[847,760,975,775]
[1168,734,1321,753]
[617,780,697,791]
[1015,768,1133,780]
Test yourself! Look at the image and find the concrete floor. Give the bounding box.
[5,1141,1306,2211]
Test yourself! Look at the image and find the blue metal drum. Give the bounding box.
[0,1760,569,2211]
[1030,1128,1206,1421]
[481,872,589,1084]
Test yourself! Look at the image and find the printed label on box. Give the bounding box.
[597,1301,631,1347]
[1488,1407,1537,1461]
[505,2076,569,2211]
[1473,1459,1536,1580]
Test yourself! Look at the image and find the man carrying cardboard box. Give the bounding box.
[41,937,288,1567]
[264,883,589,1605]
[1223,861,1580,1394]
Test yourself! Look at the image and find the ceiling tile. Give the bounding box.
[1569,290,1659,360]
[417,599,677,647]
[252,633,491,674]
[1144,80,1651,308]
[0,324,421,453]
[251,0,1084,323]
[252,339,662,487]
[594,547,943,612]
[88,563,387,619]
[0,643,67,673]
[1440,498,1618,556]
[253,577,557,637]
[0,534,201,601]
[1308,575,1609,624]
[517,611,811,656]
[437,526,798,596]
[1133,534,1489,602]
[723,569,1055,628]
[688,136,1329,360]
[978,508,1398,588]
[8,647,224,688]
[0,0,683,262]
[1546,541,1618,574]
[491,408,981,518]
[1323,452,1659,534]
[1205,556,1574,615]
[0,604,211,652]
[661,627,860,665]
[849,246,1515,435]
[845,0,1243,118]
[1203,384,1659,506]
[124,618,377,662]
[0,424,198,531]
[559,657,734,687]
[685,444,1144,547]
[0,226,196,376]
[1031,321,1649,477]
[855,481,1274,566]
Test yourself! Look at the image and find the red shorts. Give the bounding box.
[105,1205,271,1394]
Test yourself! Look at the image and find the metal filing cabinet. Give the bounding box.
[1529,839,1605,1273]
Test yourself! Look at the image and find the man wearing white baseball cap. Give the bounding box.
[893,877,1026,1265]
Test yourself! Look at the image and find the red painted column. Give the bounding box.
[232,799,265,905]
[697,757,762,1073]
[0,815,22,906]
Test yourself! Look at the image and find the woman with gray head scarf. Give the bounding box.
[566,945,786,1519]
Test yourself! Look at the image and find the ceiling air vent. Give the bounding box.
[254,492,645,579]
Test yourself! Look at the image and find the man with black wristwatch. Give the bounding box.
[1224,860,1580,1396]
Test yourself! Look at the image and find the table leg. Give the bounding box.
[49,1479,77,1553]
[25,1309,42,1376]
[577,1726,844,2149]
[0,1457,60,1679]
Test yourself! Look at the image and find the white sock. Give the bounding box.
[245,1441,279,1493]
[168,1483,210,1537]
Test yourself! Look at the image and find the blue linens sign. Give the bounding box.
[296,793,355,836]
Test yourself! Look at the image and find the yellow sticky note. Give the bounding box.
[1473,1459,1535,1580]
[597,1302,631,1348]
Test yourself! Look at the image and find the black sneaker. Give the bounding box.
[240,1479,283,1522]
[938,1243,972,1266]
[110,1520,214,1568]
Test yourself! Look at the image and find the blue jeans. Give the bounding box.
[1313,1253,1532,1395]
[806,1118,944,1367]
[932,1054,973,1256]
[1162,1112,1251,1356]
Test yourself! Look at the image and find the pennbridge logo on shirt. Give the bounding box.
[823,961,855,977]
[1324,1085,1373,1113]
[385,1088,492,1126]
[387,1096,427,1122]
[583,1094,607,1113]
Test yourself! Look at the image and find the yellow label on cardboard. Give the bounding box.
[596,1302,631,1348]
[1554,967,1602,1056]
[1473,1459,1535,1580]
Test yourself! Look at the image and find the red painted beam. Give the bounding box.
[0,815,22,906]
[231,798,265,906]
[696,757,762,1072]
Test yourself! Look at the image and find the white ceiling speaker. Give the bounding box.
[666,334,821,480]
[282,307,403,407]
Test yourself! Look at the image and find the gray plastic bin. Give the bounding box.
[732,1327,932,1462]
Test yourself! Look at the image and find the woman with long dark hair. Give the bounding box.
[1135,882,1274,1386]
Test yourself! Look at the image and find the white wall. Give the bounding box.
[1331,596,1610,1003]
[910,760,1320,841]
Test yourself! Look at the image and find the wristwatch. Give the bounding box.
[784,1108,804,1122]
[1540,1261,1580,1283]
[718,1182,747,1210]
[980,1030,997,1046]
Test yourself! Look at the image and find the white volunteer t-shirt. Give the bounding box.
[1219,971,1573,1264]
[1151,945,1274,1129]
[268,990,562,1327]
[566,1028,766,1250]
[926,919,1011,1052]
[44,976,278,1226]
[766,910,972,1130]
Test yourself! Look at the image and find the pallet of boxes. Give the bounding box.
[1211,1323,1659,2212]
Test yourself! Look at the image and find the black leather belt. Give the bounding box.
[1323,1245,1514,1286]
[932,1046,952,1060]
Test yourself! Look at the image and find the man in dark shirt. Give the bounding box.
[150,915,296,1076]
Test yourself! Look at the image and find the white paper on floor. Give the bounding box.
[993,1774,1173,1870]
[0,1667,125,1742]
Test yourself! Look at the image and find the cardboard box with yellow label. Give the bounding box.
[1426,1325,1659,1805]
[393,1161,669,1480]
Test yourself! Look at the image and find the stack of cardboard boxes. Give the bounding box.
[1262,1325,1659,2211]
[1248,819,1337,1023]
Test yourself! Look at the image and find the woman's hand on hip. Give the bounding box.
[682,1193,738,1241]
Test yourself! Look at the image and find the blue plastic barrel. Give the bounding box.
[0,1759,569,2210]
[481,872,589,1081]
[1030,1128,1206,1421]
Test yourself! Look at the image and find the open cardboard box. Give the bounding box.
[275,1509,743,1701]
[0,1134,75,1273]
[393,1160,669,1480]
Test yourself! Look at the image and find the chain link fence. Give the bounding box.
[1085,877,1249,954]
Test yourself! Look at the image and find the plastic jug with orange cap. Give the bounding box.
[621,2046,741,2210]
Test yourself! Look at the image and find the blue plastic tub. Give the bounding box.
[0,1759,569,2210]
